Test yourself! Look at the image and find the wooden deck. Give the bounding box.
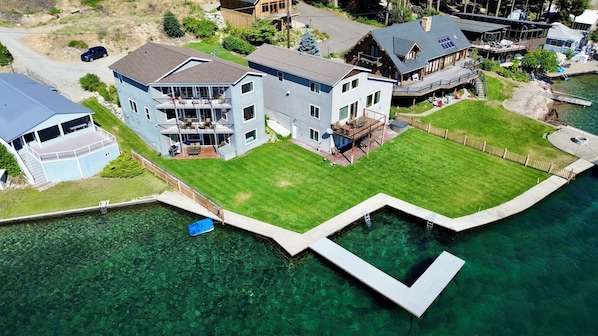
[168,145,219,159]
[310,238,465,318]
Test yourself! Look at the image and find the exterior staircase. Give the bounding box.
[19,151,47,185]
[474,73,487,99]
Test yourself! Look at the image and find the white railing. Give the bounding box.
[27,129,117,162]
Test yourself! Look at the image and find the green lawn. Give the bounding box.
[157,129,549,232]
[0,172,169,218]
[185,42,248,66]
[419,75,576,168]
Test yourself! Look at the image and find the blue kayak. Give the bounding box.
[188,218,214,236]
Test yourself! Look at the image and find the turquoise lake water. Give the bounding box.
[1,75,597,335]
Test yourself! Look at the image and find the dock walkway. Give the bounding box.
[310,238,465,318]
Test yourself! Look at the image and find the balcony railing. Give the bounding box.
[357,52,382,67]
[155,97,232,109]
[158,121,235,134]
[393,71,479,96]
[27,128,118,162]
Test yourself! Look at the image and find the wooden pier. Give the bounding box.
[552,92,592,107]
[310,238,465,318]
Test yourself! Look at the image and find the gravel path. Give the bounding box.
[0,25,122,102]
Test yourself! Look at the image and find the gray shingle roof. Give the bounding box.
[0,73,92,143]
[392,37,418,57]
[452,16,509,33]
[246,44,368,87]
[109,42,261,86]
[370,15,471,74]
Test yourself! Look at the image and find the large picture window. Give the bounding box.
[243,105,255,121]
[245,129,257,144]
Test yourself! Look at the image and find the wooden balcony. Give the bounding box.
[357,52,382,67]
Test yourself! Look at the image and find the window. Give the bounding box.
[161,87,172,96]
[144,107,151,120]
[270,2,277,12]
[129,99,138,113]
[180,86,193,98]
[278,71,284,81]
[366,94,373,107]
[310,105,320,119]
[241,81,254,94]
[310,81,320,93]
[339,105,348,120]
[243,105,255,121]
[165,109,176,120]
[262,3,269,12]
[374,90,381,104]
[309,128,319,142]
[245,129,257,144]
[351,78,359,89]
[342,82,350,93]
[222,111,228,121]
[279,0,285,9]
[370,44,380,57]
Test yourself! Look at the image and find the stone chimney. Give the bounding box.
[421,16,432,32]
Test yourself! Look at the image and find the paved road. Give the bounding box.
[0,3,373,100]
[0,26,120,101]
[295,2,373,57]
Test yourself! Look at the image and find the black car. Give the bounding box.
[80,46,108,62]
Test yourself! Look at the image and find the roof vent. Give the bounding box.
[421,16,432,32]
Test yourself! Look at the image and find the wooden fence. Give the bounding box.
[396,116,577,181]
[131,151,225,222]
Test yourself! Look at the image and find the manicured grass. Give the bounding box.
[0,172,169,218]
[185,42,248,66]
[419,74,576,168]
[158,130,549,233]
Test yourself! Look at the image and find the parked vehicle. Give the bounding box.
[80,46,108,62]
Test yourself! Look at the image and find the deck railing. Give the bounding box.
[28,128,117,162]
[396,116,577,181]
[130,150,225,222]
[393,72,479,96]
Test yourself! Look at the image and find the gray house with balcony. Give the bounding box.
[0,73,120,185]
[344,15,476,104]
[109,42,266,160]
[247,44,394,157]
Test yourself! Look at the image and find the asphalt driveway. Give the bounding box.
[295,2,374,56]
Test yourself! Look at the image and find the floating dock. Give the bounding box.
[310,238,465,318]
[551,91,592,107]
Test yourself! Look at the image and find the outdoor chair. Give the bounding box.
[205,118,212,128]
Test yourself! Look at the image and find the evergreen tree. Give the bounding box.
[298,31,321,56]
[163,11,185,38]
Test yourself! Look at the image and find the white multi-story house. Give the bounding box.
[246,44,394,156]
[109,42,266,160]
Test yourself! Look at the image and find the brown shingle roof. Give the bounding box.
[246,44,368,87]
[109,42,261,85]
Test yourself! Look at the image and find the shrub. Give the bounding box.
[80,73,103,92]
[163,11,185,38]
[81,0,102,9]
[245,18,277,45]
[100,151,144,178]
[68,40,88,49]
[182,17,217,38]
[0,144,21,177]
[0,42,14,66]
[49,7,61,15]
[223,23,246,38]
[222,35,255,55]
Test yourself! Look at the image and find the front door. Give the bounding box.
[349,101,359,120]
[292,123,298,139]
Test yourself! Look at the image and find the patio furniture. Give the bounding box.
[188,143,201,156]
[205,118,212,128]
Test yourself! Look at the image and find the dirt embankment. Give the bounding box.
[503,80,555,121]
[3,0,209,62]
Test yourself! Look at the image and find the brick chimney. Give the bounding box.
[421,16,432,32]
